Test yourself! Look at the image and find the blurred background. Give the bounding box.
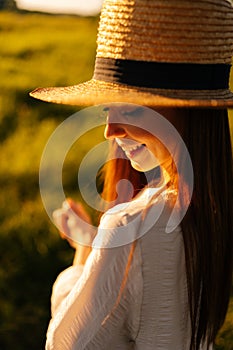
[0,1,232,349]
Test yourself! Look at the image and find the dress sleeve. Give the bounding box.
[45,212,136,350]
[50,265,84,316]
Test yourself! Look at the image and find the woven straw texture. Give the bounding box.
[30,0,233,107]
[97,0,233,63]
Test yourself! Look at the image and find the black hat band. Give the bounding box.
[94,57,230,90]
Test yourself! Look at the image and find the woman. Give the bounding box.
[47,105,232,350]
[30,1,233,349]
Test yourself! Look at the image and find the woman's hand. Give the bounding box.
[53,198,96,265]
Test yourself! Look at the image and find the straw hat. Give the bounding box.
[30,0,233,107]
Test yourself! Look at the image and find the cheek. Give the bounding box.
[144,135,161,152]
[128,128,154,144]
[146,137,171,165]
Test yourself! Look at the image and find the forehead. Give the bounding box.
[103,102,139,111]
[103,103,179,122]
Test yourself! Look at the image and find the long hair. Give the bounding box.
[100,139,149,207]
[100,108,233,350]
[180,109,233,349]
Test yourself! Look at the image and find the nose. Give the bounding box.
[104,123,127,139]
[104,109,127,139]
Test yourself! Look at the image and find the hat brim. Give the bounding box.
[30,78,233,108]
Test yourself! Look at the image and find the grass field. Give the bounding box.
[0,11,99,350]
[0,11,232,350]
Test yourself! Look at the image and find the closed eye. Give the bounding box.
[99,106,109,118]
[122,107,144,117]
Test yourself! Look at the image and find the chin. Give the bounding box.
[131,160,161,173]
[130,162,146,172]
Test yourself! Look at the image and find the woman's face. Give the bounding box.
[104,104,180,172]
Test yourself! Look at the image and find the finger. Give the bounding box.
[64,199,91,223]
[65,198,80,213]
[52,208,69,235]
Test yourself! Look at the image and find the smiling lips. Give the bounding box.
[124,144,145,159]
[115,138,145,159]
[115,137,160,172]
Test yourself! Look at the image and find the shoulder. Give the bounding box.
[92,199,143,248]
[92,186,179,249]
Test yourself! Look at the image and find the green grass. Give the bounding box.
[0,12,97,89]
[0,11,99,350]
[0,10,232,350]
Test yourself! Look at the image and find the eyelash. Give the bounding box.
[101,107,144,117]
[100,107,109,118]
[122,107,144,117]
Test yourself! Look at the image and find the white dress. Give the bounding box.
[45,185,211,350]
